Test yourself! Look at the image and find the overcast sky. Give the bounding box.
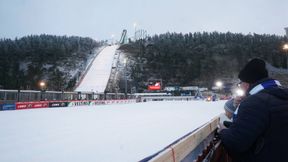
[0,0,287,41]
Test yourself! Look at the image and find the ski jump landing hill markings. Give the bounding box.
[75,45,119,93]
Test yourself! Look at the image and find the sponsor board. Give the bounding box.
[0,104,16,110]
[49,102,68,108]
[89,101,106,106]
[89,100,136,106]
[181,86,199,91]
[16,102,49,110]
[148,81,161,90]
[11,99,137,110]
[67,101,90,107]
[105,100,113,104]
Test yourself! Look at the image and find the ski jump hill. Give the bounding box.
[75,45,119,93]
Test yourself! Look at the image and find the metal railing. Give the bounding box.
[0,89,132,104]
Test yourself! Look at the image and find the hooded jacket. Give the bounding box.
[219,79,288,162]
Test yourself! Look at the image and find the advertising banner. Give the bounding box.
[67,101,90,107]
[0,104,16,110]
[12,99,137,110]
[16,102,49,110]
[181,86,198,91]
[148,81,161,90]
[89,101,106,106]
[49,102,68,108]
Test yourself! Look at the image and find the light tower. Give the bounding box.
[284,27,288,68]
[133,22,137,41]
[285,27,288,37]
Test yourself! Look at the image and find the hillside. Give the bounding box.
[119,32,288,92]
[0,35,103,90]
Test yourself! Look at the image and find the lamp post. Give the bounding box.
[215,80,223,100]
[124,58,128,99]
[111,34,115,45]
[283,43,288,68]
[133,22,137,41]
[39,81,46,101]
[215,81,223,90]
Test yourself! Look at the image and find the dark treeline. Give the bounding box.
[121,32,288,91]
[0,34,101,90]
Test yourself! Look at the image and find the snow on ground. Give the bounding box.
[75,45,119,93]
[0,100,225,162]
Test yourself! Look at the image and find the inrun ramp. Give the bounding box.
[75,45,119,92]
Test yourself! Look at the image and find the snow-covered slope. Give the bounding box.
[75,45,119,92]
[0,101,224,162]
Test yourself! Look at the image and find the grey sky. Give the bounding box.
[0,0,287,41]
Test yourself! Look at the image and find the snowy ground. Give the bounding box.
[75,45,119,93]
[0,101,225,162]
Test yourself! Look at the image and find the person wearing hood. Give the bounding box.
[219,58,288,162]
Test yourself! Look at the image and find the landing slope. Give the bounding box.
[75,45,119,92]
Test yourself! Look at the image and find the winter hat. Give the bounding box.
[238,58,268,84]
[224,99,237,114]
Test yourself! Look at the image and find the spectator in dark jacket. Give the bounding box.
[219,58,288,162]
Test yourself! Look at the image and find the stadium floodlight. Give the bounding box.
[133,22,137,28]
[283,43,288,67]
[283,43,288,50]
[215,81,223,88]
[39,81,46,101]
[235,88,245,96]
[133,22,137,41]
[124,58,127,99]
[39,81,46,89]
[111,34,115,44]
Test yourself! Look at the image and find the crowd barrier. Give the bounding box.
[141,116,220,162]
[0,104,16,111]
[1,98,228,161]
[0,99,136,111]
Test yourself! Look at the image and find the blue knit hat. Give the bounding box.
[224,99,237,113]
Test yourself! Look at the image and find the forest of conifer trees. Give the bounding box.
[121,32,288,91]
[1,32,287,91]
[0,34,101,90]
